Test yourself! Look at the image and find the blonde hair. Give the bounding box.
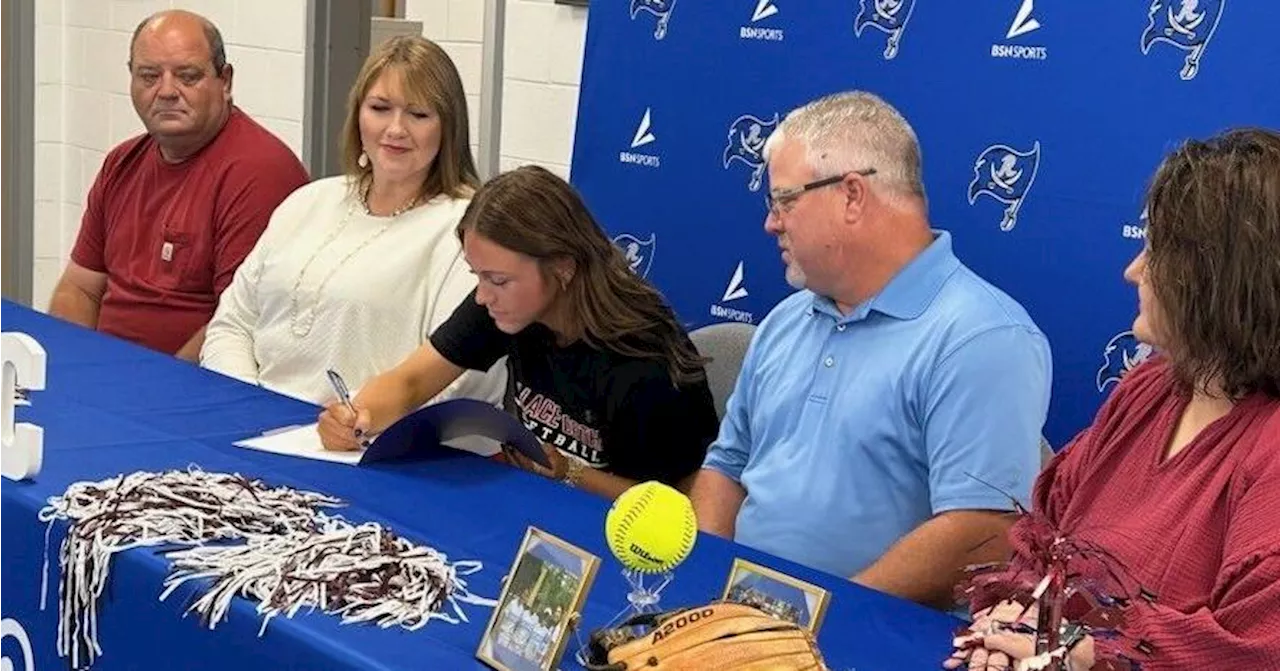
[340,35,479,201]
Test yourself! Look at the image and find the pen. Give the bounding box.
[325,369,363,439]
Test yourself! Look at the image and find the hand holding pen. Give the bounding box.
[317,369,372,451]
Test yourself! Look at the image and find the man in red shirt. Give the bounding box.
[48,10,309,359]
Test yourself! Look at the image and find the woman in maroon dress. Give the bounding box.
[946,128,1280,670]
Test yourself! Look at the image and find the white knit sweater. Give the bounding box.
[201,176,506,407]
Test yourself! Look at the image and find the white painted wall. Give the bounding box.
[497,0,586,180]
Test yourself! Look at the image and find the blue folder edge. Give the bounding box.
[360,399,552,468]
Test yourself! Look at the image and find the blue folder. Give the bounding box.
[361,399,552,468]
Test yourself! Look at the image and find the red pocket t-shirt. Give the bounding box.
[70,107,309,354]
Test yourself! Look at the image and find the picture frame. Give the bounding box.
[720,558,831,634]
[477,527,601,671]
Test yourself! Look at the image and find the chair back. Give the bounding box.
[689,322,757,420]
[1040,435,1055,468]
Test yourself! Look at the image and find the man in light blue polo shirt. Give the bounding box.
[690,91,1051,609]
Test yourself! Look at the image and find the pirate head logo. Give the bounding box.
[1141,0,1225,80]
[854,0,917,60]
[967,141,1042,232]
[1097,330,1155,391]
[613,232,656,278]
[723,113,779,192]
[630,0,676,40]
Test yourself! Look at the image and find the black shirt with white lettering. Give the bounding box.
[430,291,718,486]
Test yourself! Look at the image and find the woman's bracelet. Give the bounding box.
[561,456,588,487]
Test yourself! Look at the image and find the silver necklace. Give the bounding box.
[287,190,422,338]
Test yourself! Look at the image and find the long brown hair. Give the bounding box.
[457,166,708,386]
[340,35,479,202]
[1145,127,1280,399]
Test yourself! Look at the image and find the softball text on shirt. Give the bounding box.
[513,381,606,467]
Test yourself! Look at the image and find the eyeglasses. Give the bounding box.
[764,168,877,217]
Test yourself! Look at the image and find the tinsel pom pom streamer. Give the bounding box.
[160,516,497,636]
[38,467,496,669]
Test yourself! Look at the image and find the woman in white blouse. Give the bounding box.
[201,36,505,407]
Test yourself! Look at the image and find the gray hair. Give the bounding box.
[763,91,926,206]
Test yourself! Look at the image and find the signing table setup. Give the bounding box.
[1,300,959,670]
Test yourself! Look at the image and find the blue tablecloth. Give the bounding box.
[0,301,959,670]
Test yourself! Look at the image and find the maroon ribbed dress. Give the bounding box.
[976,357,1280,670]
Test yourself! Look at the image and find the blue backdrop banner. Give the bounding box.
[570,0,1280,446]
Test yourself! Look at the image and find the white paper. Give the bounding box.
[233,423,363,465]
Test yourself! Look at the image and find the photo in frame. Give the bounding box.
[477,527,601,671]
[721,558,831,633]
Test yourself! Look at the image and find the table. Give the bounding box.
[1,301,960,669]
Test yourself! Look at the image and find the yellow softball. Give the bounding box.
[605,481,698,574]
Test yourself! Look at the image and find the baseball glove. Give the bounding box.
[581,602,829,671]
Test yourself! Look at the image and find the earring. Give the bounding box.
[358,151,370,168]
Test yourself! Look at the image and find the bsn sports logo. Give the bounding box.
[722,261,748,302]
[991,0,1048,60]
[854,0,916,60]
[613,232,656,278]
[619,108,660,168]
[1121,207,1149,240]
[723,113,779,192]
[1141,0,1224,80]
[741,0,784,42]
[630,0,676,40]
[1097,330,1154,391]
[967,141,1041,232]
[709,261,754,324]
[1,618,36,671]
